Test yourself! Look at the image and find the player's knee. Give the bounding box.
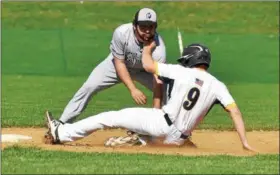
[80,84,100,94]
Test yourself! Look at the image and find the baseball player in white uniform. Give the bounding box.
[49,8,167,125]
[44,42,255,151]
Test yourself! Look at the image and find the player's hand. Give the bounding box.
[130,88,147,105]
[242,143,257,153]
[143,40,156,51]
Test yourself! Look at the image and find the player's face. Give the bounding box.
[136,24,156,42]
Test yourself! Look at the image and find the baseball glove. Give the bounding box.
[104,135,142,147]
[104,131,147,147]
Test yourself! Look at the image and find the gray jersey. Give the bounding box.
[109,23,166,69]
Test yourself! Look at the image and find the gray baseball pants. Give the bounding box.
[59,54,167,123]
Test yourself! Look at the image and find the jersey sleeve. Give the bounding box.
[155,62,180,79]
[215,82,236,111]
[152,34,166,63]
[110,27,125,60]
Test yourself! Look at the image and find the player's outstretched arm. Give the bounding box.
[227,106,257,152]
[152,74,163,108]
[114,57,136,91]
[114,57,147,105]
[142,41,157,74]
[142,41,163,108]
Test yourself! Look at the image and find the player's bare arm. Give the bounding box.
[142,41,157,74]
[226,105,256,152]
[142,41,163,108]
[114,57,147,105]
[152,74,163,108]
[141,41,163,108]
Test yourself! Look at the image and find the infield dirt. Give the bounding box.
[1,128,278,156]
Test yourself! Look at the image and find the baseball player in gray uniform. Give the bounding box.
[49,8,167,125]
[44,42,255,152]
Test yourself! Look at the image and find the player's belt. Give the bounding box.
[164,113,189,140]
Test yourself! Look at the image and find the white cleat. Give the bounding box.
[44,111,61,144]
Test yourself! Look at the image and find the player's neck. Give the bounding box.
[195,65,207,71]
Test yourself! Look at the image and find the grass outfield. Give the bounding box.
[2,75,278,130]
[1,2,279,174]
[2,146,279,174]
[2,2,277,33]
[2,31,278,83]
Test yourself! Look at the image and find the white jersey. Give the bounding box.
[109,23,166,70]
[156,63,236,135]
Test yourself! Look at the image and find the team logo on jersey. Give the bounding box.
[146,12,152,19]
[126,52,141,66]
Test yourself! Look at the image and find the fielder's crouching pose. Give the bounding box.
[44,42,255,151]
[55,8,167,126]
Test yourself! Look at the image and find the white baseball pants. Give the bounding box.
[57,107,186,145]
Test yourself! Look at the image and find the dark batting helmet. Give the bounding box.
[177,43,211,69]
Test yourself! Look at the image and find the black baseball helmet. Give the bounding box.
[177,43,211,69]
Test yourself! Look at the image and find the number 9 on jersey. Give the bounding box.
[183,87,200,110]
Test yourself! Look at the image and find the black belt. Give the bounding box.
[164,113,189,139]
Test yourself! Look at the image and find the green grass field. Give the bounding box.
[1,2,279,174]
[2,146,279,174]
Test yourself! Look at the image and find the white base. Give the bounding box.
[2,134,32,143]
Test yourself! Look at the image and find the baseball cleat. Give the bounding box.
[43,111,61,144]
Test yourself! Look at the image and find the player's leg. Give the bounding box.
[48,108,171,143]
[58,55,120,124]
